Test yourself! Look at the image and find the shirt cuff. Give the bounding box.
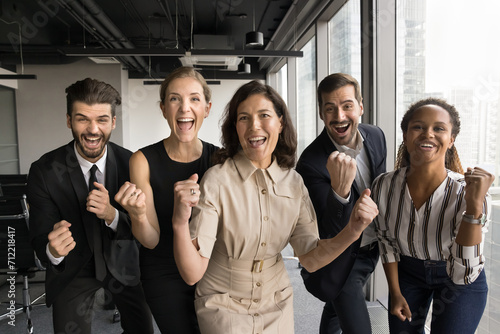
[46,243,64,265]
[105,208,119,232]
[332,188,350,204]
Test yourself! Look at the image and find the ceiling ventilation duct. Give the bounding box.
[88,57,121,64]
[180,35,240,70]
[179,55,242,71]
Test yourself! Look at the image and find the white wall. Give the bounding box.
[126,79,251,152]
[16,59,126,173]
[11,59,252,173]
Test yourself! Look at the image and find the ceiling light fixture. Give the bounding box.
[245,2,263,47]
[237,60,251,74]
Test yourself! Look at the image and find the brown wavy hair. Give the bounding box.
[395,97,464,174]
[214,80,297,169]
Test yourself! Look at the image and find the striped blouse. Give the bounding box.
[372,167,490,285]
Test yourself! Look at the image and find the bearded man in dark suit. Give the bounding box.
[28,78,153,334]
[297,73,386,334]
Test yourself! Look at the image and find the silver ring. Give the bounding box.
[470,169,474,175]
[190,189,196,195]
[130,191,137,198]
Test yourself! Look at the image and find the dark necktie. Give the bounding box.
[89,165,106,281]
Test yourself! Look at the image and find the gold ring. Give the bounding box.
[190,189,196,195]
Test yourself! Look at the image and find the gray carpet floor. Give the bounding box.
[1,246,390,333]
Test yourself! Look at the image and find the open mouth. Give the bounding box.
[419,143,436,150]
[83,135,102,149]
[333,123,350,134]
[177,118,194,131]
[248,136,266,147]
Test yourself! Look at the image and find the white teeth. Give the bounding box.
[421,144,433,148]
[85,137,99,142]
[249,136,265,142]
[335,124,349,129]
[178,118,193,122]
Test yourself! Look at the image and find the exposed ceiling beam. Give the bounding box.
[59,48,303,58]
[0,74,37,79]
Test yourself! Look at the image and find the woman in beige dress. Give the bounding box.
[172,80,379,334]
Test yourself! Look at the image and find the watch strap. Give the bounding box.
[462,212,487,226]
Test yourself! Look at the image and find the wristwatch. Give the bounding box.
[462,212,487,227]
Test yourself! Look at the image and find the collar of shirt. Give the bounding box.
[327,129,364,159]
[233,150,282,184]
[73,142,108,182]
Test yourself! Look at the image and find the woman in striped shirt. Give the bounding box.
[372,98,494,333]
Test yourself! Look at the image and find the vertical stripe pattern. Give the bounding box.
[372,167,490,285]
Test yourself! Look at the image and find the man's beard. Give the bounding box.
[72,129,111,160]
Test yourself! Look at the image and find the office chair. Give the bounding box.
[0,174,29,197]
[0,177,45,334]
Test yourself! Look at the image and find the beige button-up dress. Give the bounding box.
[190,151,319,334]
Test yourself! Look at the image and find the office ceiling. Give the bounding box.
[0,0,301,80]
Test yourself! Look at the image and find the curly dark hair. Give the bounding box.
[395,97,463,174]
[214,80,297,169]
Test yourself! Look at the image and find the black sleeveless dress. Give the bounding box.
[139,139,218,334]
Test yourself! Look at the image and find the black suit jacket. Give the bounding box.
[28,141,140,306]
[296,124,386,301]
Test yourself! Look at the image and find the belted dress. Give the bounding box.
[190,151,319,334]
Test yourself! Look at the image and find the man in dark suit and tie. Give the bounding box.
[297,73,386,334]
[28,78,153,334]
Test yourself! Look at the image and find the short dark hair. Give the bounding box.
[65,78,121,117]
[215,80,297,169]
[159,66,211,104]
[395,97,463,173]
[317,73,362,112]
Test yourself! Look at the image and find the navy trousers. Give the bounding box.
[319,243,379,334]
[388,255,488,334]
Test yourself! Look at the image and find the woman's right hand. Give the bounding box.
[390,292,412,323]
[115,181,147,219]
[172,174,200,226]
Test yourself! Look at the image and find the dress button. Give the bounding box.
[264,216,269,221]
[254,313,259,317]
[253,299,260,303]
[261,242,267,247]
[256,282,261,287]
[261,189,267,194]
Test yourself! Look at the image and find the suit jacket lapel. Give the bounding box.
[359,125,378,182]
[66,142,95,248]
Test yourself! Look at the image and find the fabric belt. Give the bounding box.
[212,249,282,273]
[359,241,378,254]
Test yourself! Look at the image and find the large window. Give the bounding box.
[276,64,288,107]
[396,2,500,332]
[396,0,500,188]
[296,37,316,155]
[328,0,361,82]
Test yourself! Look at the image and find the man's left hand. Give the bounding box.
[87,182,115,225]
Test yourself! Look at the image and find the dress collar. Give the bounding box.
[233,150,282,184]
